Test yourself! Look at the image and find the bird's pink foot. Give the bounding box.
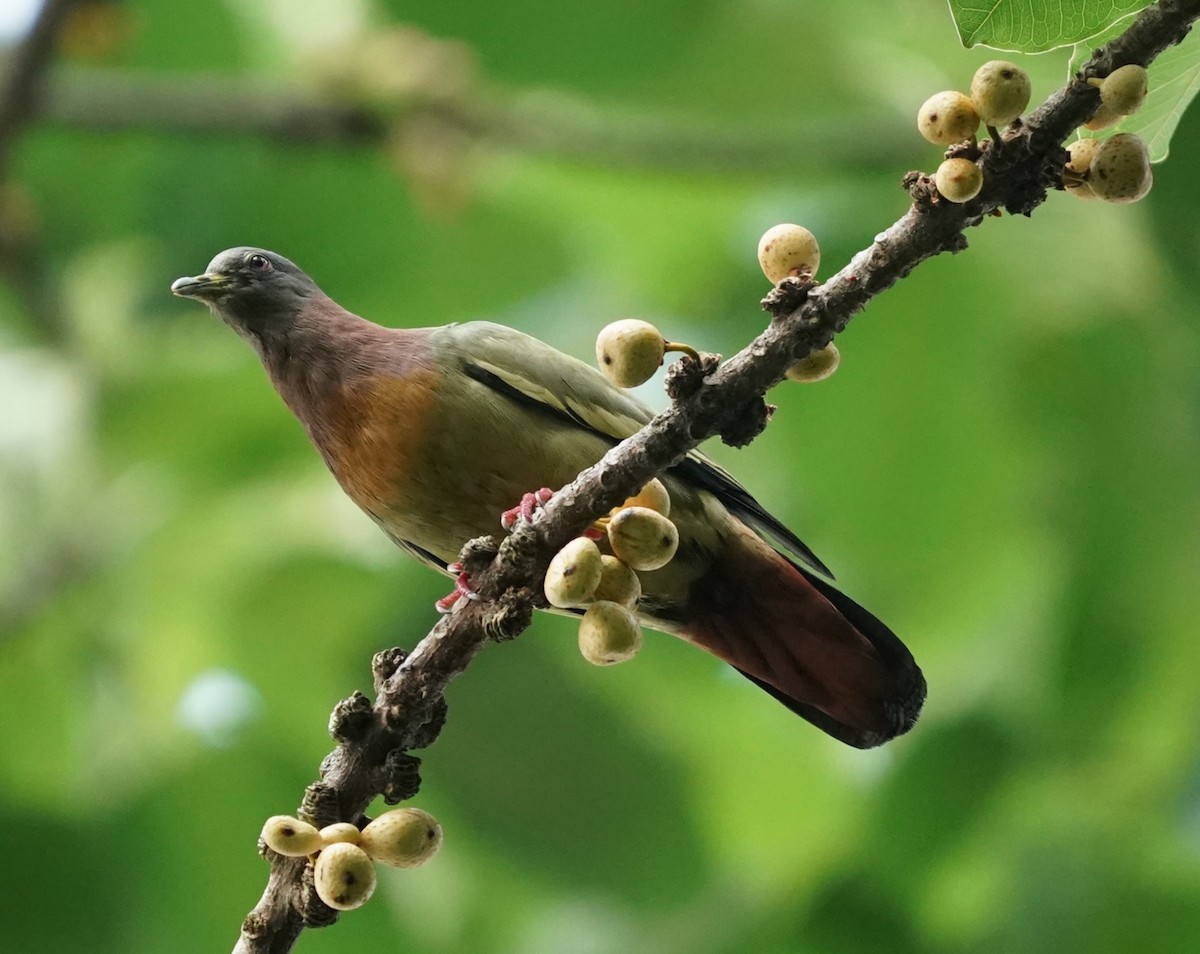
[435,562,481,614]
[439,488,558,610]
[500,487,555,530]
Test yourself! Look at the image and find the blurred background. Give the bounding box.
[2,1,1199,952]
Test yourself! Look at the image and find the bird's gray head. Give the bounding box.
[171,247,319,345]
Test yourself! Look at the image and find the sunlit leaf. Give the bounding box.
[948,0,1148,52]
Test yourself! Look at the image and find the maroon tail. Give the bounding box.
[683,525,925,748]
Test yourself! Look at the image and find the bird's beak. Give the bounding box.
[171,272,228,299]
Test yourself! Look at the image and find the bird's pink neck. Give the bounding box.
[254,300,430,453]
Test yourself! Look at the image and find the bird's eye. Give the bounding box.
[248,254,272,272]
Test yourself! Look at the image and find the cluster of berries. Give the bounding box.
[917,60,1153,205]
[917,60,1033,202]
[543,478,677,666]
[595,219,842,395]
[564,254,851,663]
[1065,65,1152,202]
[260,808,442,911]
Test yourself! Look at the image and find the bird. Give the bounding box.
[171,247,926,748]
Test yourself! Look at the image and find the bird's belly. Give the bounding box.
[319,373,723,626]
[410,429,608,560]
[354,396,615,565]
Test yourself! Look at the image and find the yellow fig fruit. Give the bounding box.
[1066,137,1101,175]
[261,816,323,857]
[592,555,641,608]
[1084,103,1122,131]
[607,506,679,571]
[934,157,984,203]
[313,842,377,911]
[970,60,1032,127]
[1099,64,1148,116]
[544,536,604,608]
[617,478,671,517]
[360,808,443,868]
[917,90,980,145]
[578,601,643,666]
[596,320,666,388]
[757,223,821,283]
[1089,132,1152,203]
[1064,138,1101,200]
[319,823,362,847]
[785,343,841,383]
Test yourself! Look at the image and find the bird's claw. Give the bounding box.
[435,565,481,613]
[443,487,556,609]
[500,487,555,531]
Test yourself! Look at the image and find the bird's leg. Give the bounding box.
[437,484,576,612]
[501,486,612,541]
[499,487,555,530]
[432,537,499,614]
[435,561,481,613]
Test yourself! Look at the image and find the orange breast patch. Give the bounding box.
[314,369,441,515]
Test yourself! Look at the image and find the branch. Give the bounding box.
[0,0,82,342]
[233,2,1200,950]
[0,0,79,180]
[37,66,911,174]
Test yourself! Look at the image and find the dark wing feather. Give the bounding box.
[670,456,832,577]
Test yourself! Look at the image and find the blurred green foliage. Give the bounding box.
[2,1,1199,952]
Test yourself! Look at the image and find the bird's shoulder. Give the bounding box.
[425,321,655,442]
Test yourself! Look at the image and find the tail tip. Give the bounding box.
[853,665,928,749]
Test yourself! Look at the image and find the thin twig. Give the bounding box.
[233,2,1200,950]
[0,0,78,180]
[0,0,80,342]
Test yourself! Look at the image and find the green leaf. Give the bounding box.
[948,0,1149,53]
[1069,22,1200,162]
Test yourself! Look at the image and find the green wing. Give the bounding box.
[439,320,832,578]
